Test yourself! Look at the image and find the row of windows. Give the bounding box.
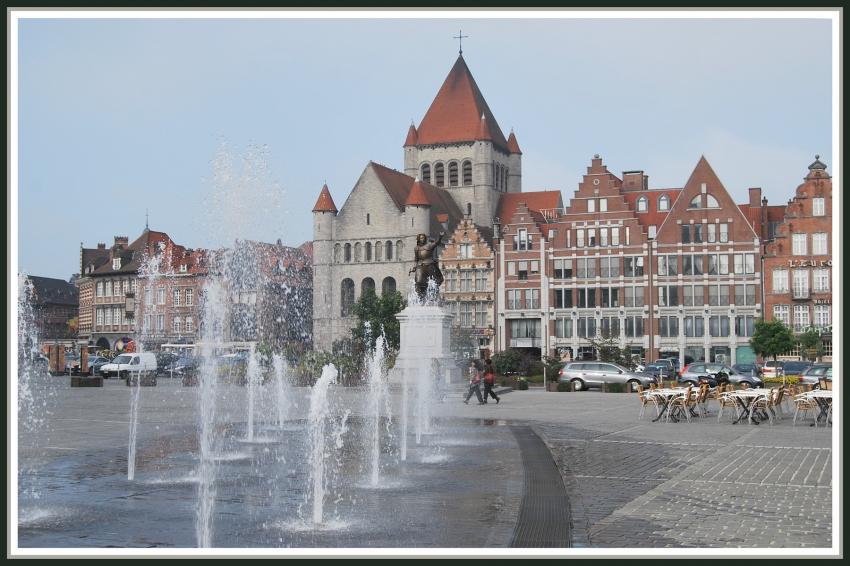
[95,279,137,298]
[340,277,397,316]
[573,226,628,247]
[334,241,404,263]
[552,314,757,339]
[95,307,133,328]
[445,269,490,292]
[421,161,473,188]
[773,304,831,331]
[772,268,830,295]
[635,194,671,212]
[444,301,489,327]
[681,223,730,244]
[140,314,195,333]
[553,316,645,338]
[548,253,757,280]
[143,286,194,307]
[548,284,757,309]
[791,233,829,256]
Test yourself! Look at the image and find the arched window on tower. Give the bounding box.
[365,242,372,261]
[375,241,383,261]
[501,165,507,191]
[362,277,376,296]
[334,244,341,263]
[382,277,397,295]
[344,243,352,262]
[340,279,355,316]
[354,242,362,262]
[434,163,445,187]
[421,163,431,184]
[494,164,500,190]
[385,240,393,260]
[396,240,404,259]
[467,203,472,216]
[504,167,509,191]
[462,160,472,186]
[448,162,459,187]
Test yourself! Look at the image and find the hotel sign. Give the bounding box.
[787,259,832,267]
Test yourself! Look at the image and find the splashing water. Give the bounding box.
[128,243,169,482]
[17,274,42,433]
[366,335,389,486]
[272,354,291,429]
[307,364,338,526]
[246,345,260,442]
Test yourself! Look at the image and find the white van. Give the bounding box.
[99,352,158,378]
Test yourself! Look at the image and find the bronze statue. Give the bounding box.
[410,232,445,300]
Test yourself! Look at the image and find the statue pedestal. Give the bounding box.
[390,305,460,388]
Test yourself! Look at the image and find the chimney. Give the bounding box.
[748,187,762,208]
[622,170,647,190]
[114,236,129,248]
[97,242,106,250]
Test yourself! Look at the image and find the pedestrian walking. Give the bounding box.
[463,359,485,405]
[482,358,500,404]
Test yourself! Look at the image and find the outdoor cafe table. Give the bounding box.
[649,388,692,423]
[803,390,833,426]
[726,388,773,425]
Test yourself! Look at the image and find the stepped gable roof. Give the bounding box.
[507,130,522,154]
[415,55,509,151]
[403,123,418,147]
[312,184,338,213]
[369,162,462,233]
[405,177,431,207]
[496,190,563,225]
[27,276,79,306]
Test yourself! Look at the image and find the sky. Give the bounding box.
[17,15,834,280]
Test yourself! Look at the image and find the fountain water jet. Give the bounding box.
[366,335,389,486]
[307,364,338,526]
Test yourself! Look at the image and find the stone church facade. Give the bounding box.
[312,55,522,351]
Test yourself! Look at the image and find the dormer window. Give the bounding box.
[179,264,188,273]
[113,258,121,270]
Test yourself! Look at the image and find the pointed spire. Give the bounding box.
[312,183,338,213]
[405,177,431,207]
[404,122,418,147]
[476,112,493,142]
[507,129,522,154]
[415,56,509,150]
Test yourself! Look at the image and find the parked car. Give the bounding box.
[680,363,763,388]
[800,364,832,385]
[781,361,812,376]
[99,352,158,378]
[156,352,180,373]
[645,359,676,381]
[64,354,81,375]
[558,361,657,392]
[163,356,200,376]
[85,355,110,376]
[731,363,762,378]
[762,360,785,379]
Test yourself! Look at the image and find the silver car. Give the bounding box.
[558,361,657,392]
[680,363,763,388]
[799,365,832,386]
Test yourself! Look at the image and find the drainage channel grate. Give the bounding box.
[509,425,571,548]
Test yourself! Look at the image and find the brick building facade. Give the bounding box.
[762,157,833,360]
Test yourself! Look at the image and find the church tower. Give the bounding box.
[311,183,337,350]
[402,55,521,227]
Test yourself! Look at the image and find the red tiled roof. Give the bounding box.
[496,190,563,223]
[369,162,462,234]
[403,124,418,147]
[475,113,493,141]
[312,184,338,213]
[415,55,509,152]
[507,131,522,154]
[405,178,430,206]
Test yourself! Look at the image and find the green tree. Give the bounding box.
[492,349,523,375]
[350,289,405,352]
[797,328,823,362]
[750,319,796,364]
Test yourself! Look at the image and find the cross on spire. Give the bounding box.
[453,29,469,55]
[145,208,149,230]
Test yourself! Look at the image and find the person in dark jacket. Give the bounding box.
[464,359,485,404]
[482,358,500,404]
